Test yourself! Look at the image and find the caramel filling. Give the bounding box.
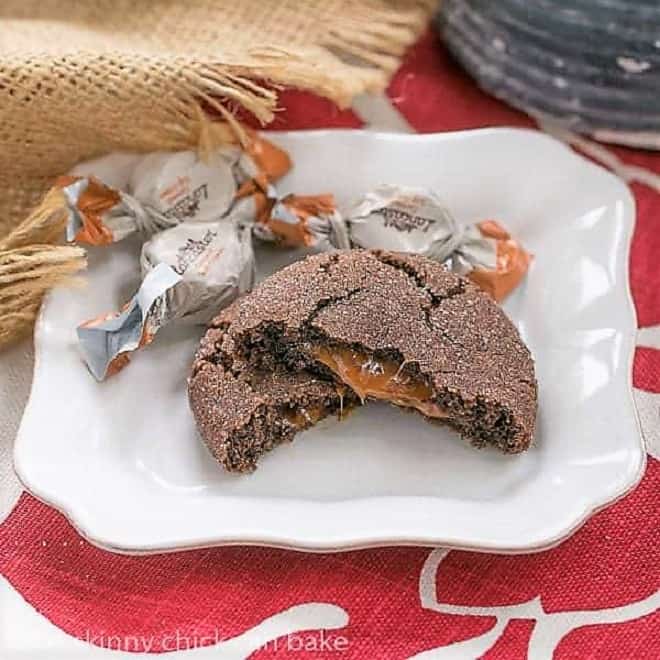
[312,346,448,419]
[283,405,328,430]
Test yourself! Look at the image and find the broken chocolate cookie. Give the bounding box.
[211,249,537,455]
[189,307,355,472]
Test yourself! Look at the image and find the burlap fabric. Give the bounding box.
[0,0,436,348]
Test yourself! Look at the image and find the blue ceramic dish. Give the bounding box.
[437,0,660,147]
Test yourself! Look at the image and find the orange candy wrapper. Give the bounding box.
[253,193,350,248]
[468,220,532,302]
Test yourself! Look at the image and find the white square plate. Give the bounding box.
[14,129,644,554]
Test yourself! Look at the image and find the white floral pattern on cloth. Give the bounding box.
[638,325,660,351]
[411,549,660,660]
[635,325,660,460]
[0,575,348,658]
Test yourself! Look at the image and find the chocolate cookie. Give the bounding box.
[212,249,537,454]
[189,308,355,472]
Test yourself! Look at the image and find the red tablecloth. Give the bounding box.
[1,30,658,659]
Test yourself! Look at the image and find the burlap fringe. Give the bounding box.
[0,208,86,350]
[0,0,437,349]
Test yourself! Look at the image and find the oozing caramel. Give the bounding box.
[312,346,447,419]
[283,405,327,429]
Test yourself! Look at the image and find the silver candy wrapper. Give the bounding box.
[128,149,240,223]
[140,221,254,325]
[346,184,497,271]
[78,221,254,380]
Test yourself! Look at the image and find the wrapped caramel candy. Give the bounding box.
[60,175,176,245]
[252,184,531,302]
[347,185,531,301]
[77,221,254,380]
[34,132,291,246]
